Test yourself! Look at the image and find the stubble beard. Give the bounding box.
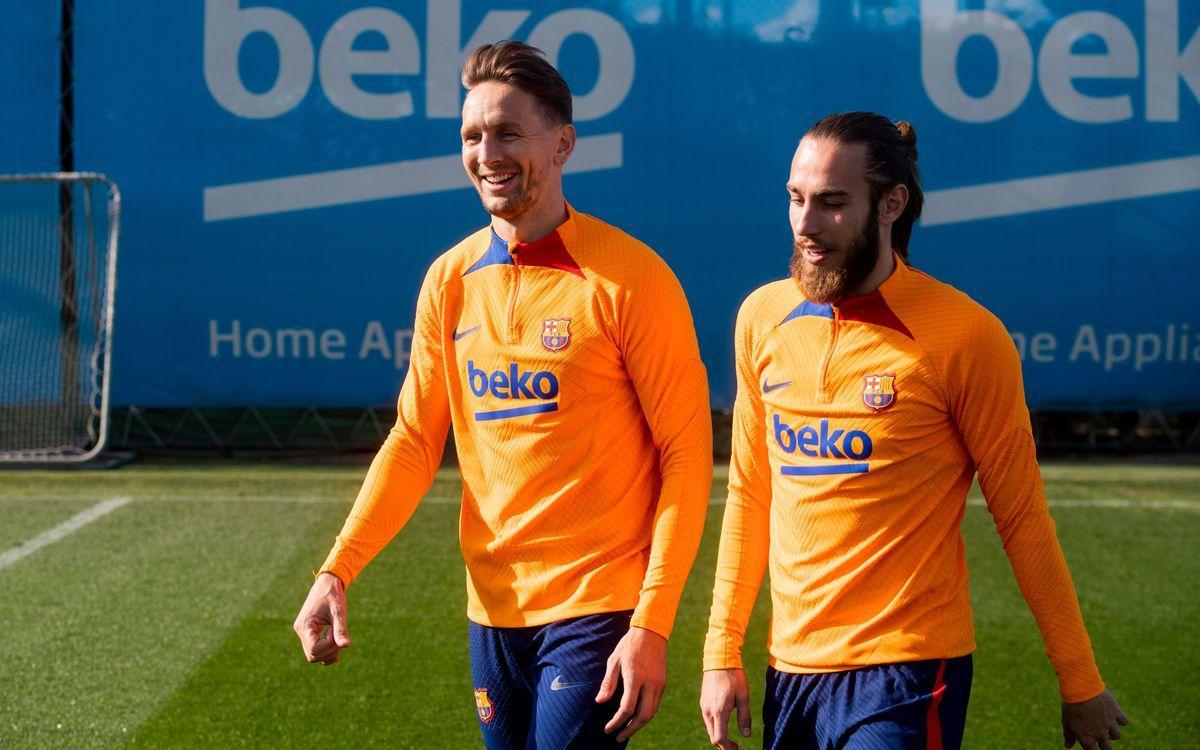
[789,204,882,304]
[476,165,544,222]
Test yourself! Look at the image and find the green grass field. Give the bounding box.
[0,460,1197,748]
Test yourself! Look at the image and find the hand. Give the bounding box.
[1062,689,1129,750]
[293,572,351,666]
[700,668,752,749]
[594,626,668,742]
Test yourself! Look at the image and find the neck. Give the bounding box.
[844,245,897,299]
[491,189,569,244]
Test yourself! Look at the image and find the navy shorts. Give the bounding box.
[763,655,973,750]
[469,610,632,750]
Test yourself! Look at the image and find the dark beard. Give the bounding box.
[789,203,881,304]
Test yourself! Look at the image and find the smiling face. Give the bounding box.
[461,81,573,223]
[787,137,884,304]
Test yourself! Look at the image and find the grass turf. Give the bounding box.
[0,461,1196,748]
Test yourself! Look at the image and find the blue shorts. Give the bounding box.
[763,655,973,750]
[469,610,632,750]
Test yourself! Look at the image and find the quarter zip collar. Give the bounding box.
[779,253,911,328]
[832,253,914,339]
[491,202,578,252]
[475,204,585,346]
[793,253,914,401]
[488,203,584,278]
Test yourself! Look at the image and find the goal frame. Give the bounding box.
[0,171,121,463]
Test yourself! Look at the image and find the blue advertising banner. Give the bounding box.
[0,2,61,408]
[69,1,1199,409]
[0,0,60,172]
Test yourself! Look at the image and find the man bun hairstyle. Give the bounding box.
[805,112,923,260]
[461,40,573,126]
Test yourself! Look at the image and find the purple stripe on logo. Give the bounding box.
[781,463,869,476]
[474,402,559,422]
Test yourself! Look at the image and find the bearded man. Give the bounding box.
[698,111,1127,750]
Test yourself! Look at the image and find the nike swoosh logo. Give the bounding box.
[549,675,588,691]
[453,325,481,341]
[763,379,792,394]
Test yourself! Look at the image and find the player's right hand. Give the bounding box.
[699,668,751,750]
[293,572,351,666]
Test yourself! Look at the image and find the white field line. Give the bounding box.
[2,495,1196,511]
[0,496,131,571]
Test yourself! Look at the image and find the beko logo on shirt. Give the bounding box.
[468,361,559,400]
[467,361,560,422]
[773,414,873,476]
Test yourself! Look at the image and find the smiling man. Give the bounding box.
[699,112,1127,750]
[292,41,711,749]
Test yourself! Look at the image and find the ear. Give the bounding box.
[553,123,577,167]
[878,183,908,225]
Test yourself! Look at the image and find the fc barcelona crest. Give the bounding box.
[474,688,495,723]
[542,318,571,351]
[862,374,897,411]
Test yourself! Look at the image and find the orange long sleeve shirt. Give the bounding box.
[703,255,1104,702]
[322,205,711,639]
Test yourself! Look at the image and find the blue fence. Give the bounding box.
[6,1,1198,410]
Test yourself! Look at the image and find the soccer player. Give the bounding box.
[292,41,711,749]
[699,112,1128,750]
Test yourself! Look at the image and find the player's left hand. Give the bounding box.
[1061,689,1128,750]
[595,625,668,742]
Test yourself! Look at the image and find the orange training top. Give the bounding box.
[322,205,711,639]
[703,256,1104,702]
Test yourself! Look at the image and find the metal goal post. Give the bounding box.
[0,172,120,463]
